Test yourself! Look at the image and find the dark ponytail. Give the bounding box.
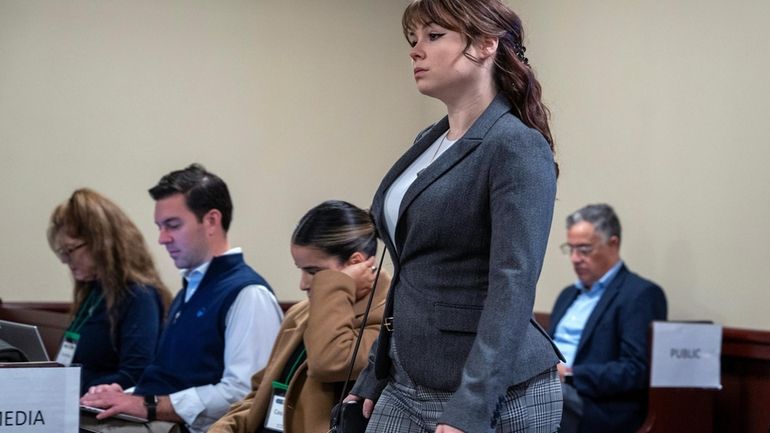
[291,200,377,262]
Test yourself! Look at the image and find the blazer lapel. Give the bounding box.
[576,265,628,358]
[370,195,398,261]
[549,288,580,335]
[395,93,513,233]
[371,118,448,255]
[280,309,309,349]
[396,135,482,224]
[372,93,512,254]
[377,119,447,198]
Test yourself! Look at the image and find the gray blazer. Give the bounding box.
[352,94,561,432]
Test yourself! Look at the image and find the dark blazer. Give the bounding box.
[549,264,667,433]
[352,94,561,432]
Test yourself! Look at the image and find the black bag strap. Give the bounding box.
[336,246,387,408]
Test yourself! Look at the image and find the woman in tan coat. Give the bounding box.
[208,200,389,433]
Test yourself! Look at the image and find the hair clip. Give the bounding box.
[512,41,529,65]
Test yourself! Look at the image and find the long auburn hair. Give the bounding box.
[48,188,172,331]
[403,0,557,173]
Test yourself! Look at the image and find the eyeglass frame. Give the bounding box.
[56,242,87,261]
[559,242,595,257]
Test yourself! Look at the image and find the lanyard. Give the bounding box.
[266,347,307,433]
[271,347,307,391]
[66,289,104,337]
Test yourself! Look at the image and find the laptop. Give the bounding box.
[80,405,148,423]
[0,319,51,362]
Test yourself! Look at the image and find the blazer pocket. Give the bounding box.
[433,302,483,333]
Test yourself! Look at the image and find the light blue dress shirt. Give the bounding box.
[553,260,624,366]
[182,261,208,303]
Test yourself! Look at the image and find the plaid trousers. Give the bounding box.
[365,367,562,433]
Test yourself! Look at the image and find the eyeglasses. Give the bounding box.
[56,242,86,260]
[560,243,594,257]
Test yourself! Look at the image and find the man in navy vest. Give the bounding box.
[81,164,283,433]
[548,204,667,433]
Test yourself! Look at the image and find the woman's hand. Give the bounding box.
[341,256,377,300]
[342,394,375,419]
[556,362,573,382]
[436,424,464,433]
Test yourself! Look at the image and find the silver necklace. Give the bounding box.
[430,131,450,163]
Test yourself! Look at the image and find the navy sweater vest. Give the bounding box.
[135,253,272,396]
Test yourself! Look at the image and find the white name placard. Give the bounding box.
[0,365,80,432]
[650,321,722,388]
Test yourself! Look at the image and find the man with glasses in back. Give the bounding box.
[548,203,667,433]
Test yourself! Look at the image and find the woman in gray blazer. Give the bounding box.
[347,1,562,432]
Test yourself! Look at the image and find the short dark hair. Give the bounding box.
[291,200,377,261]
[148,163,233,232]
[566,203,621,242]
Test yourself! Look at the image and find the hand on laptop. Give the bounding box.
[80,384,145,420]
[85,383,124,395]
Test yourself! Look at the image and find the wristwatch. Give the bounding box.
[144,395,158,421]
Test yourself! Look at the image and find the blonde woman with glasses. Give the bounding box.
[48,188,171,394]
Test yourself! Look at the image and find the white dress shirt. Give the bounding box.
[384,130,457,247]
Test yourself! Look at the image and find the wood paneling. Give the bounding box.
[0,301,70,357]
[2,302,769,431]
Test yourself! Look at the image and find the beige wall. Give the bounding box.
[0,0,417,306]
[1,1,768,329]
[513,0,770,329]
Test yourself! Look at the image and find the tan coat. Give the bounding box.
[208,269,389,433]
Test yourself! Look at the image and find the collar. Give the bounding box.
[181,247,242,282]
[574,259,624,294]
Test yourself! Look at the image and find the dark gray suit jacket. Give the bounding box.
[352,94,561,432]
